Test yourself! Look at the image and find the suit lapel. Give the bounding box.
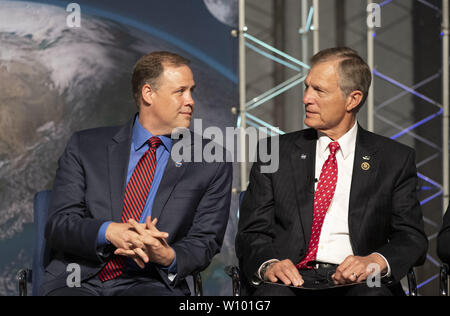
[108,117,134,222]
[290,129,317,245]
[150,134,190,222]
[348,126,380,252]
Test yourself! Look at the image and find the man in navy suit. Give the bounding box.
[40,51,232,296]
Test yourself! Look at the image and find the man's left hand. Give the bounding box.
[332,254,387,285]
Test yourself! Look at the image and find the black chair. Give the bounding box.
[227,191,419,296]
[440,263,449,296]
[17,190,203,296]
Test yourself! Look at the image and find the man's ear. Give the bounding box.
[346,90,363,112]
[141,83,153,107]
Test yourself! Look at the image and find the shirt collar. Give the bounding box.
[132,115,172,152]
[317,121,358,160]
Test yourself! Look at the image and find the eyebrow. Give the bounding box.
[175,84,196,91]
[305,81,325,91]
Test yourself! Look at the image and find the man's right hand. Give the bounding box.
[105,222,144,251]
[263,259,304,287]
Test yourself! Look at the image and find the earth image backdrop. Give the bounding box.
[0,0,239,295]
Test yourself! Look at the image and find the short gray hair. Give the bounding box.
[310,47,372,112]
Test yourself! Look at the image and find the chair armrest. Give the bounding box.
[16,269,30,296]
[192,272,203,296]
[225,265,241,296]
[440,264,449,296]
[407,268,417,296]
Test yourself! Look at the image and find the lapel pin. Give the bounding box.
[363,156,371,161]
[301,154,308,160]
[361,162,370,171]
[175,161,183,168]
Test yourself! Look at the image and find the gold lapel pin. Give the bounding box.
[361,162,370,171]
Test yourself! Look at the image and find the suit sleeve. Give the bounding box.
[171,160,232,283]
[438,205,450,264]
[375,149,428,283]
[235,144,278,281]
[45,133,106,263]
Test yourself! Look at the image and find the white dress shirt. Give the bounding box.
[314,122,358,264]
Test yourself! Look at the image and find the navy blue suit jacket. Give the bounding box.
[40,115,232,295]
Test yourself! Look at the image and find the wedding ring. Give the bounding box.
[352,272,358,279]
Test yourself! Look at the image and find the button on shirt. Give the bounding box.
[97,116,176,274]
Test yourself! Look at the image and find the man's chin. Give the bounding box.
[304,118,316,129]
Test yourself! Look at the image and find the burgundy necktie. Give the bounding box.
[98,136,162,282]
[296,141,340,269]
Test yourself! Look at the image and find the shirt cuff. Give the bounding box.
[257,259,280,280]
[97,221,112,248]
[160,251,177,274]
[373,252,391,278]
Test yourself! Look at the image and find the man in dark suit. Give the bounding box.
[40,51,232,296]
[236,47,428,296]
[438,206,450,264]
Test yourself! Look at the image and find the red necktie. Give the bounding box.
[296,141,340,269]
[98,136,162,282]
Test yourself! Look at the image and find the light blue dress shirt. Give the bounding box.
[97,116,176,273]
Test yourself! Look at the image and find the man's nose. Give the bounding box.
[185,92,194,106]
[303,87,312,105]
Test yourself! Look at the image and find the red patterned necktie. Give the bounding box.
[98,136,162,282]
[296,141,340,270]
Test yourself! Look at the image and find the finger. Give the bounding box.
[128,219,147,235]
[338,256,355,272]
[282,267,303,287]
[146,217,158,231]
[336,256,356,283]
[275,271,293,286]
[146,216,158,228]
[133,247,149,263]
[126,231,144,249]
[343,263,365,284]
[332,269,344,284]
[114,248,135,257]
[142,218,169,240]
[265,271,279,283]
[332,270,348,285]
[141,231,169,245]
[133,257,146,269]
[114,249,146,269]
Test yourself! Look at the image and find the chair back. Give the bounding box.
[32,190,52,296]
[236,191,245,219]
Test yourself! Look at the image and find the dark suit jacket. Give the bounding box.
[438,205,450,264]
[236,126,428,292]
[40,115,232,295]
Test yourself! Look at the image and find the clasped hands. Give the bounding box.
[105,217,175,269]
[263,254,387,287]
